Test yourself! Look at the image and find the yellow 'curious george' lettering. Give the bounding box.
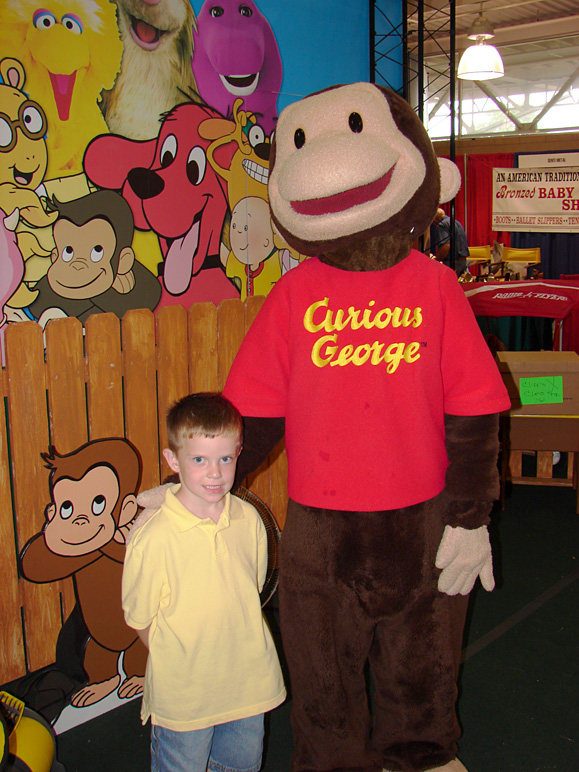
[303,298,423,332]
[304,298,423,372]
[312,336,421,372]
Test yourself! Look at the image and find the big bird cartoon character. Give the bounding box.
[223,83,511,772]
[0,0,123,177]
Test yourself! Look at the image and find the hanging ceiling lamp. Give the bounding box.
[457,4,504,80]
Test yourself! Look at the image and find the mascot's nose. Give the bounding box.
[254,141,270,162]
[127,167,165,200]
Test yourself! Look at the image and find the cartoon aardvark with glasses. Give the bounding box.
[0,57,59,313]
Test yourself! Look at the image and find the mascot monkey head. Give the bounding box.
[268,82,460,270]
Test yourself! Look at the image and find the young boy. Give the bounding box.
[122,393,286,772]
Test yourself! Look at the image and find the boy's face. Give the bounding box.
[163,433,240,518]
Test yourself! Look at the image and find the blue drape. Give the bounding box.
[511,231,578,279]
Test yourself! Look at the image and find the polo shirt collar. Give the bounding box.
[163,486,244,531]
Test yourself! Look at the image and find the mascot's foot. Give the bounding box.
[383,760,468,772]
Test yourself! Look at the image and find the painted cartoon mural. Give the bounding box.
[0,0,123,177]
[27,189,162,324]
[101,0,200,140]
[192,0,283,135]
[0,207,23,364]
[1,0,372,732]
[19,439,147,726]
[0,0,372,333]
[84,101,240,307]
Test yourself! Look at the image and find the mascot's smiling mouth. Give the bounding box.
[129,15,171,50]
[48,71,76,122]
[242,158,269,186]
[63,524,104,546]
[291,166,395,216]
[12,166,36,186]
[219,73,260,97]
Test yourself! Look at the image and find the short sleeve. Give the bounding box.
[122,540,167,630]
[440,271,511,416]
[223,280,291,417]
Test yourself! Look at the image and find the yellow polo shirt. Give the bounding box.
[122,486,286,730]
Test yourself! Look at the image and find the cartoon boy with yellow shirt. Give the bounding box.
[222,196,282,301]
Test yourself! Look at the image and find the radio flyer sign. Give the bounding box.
[492,167,579,233]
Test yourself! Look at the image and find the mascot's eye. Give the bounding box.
[33,10,56,29]
[92,495,106,516]
[62,246,74,262]
[294,128,306,149]
[0,118,12,149]
[61,14,84,35]
[210,6,224,17]
[60,501,74,519]
[239,5,252,16]
[160,134,177,168]
[187,146,207,186]
[248,124,265,148]
[22,105,45,135]
[349,112,363,133]
[90,245,104,263]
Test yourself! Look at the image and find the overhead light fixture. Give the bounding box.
[458,5,504,81]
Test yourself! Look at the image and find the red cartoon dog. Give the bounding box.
[83,102,239,307]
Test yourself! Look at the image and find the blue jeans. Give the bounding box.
[151,714,264,772]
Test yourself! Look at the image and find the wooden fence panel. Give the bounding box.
[5,322,61,673]
[46,318,88,451]
[85,314,124,439]
[0,364,24,682]
[217,299,246,390]
[122,310,159,491]
[188,303,218,393]
[0,299,289,684]
[156,305,190,481]
[45,317,87,620]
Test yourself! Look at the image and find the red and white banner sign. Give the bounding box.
[492,167,579,233]
[463,280,579,319]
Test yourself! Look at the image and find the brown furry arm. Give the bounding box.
[234,417,286,490]
[444,413,500,529]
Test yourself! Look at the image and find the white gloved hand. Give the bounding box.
[126,483,172,545]
[435,525,495,596]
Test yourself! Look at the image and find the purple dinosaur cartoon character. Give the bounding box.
[0,207,24,364]
[192,0,283,135]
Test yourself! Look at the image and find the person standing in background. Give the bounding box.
[431,208,470,277]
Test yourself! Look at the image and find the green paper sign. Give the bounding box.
[519,376,564,405]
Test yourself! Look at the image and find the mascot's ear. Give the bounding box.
[438,158,462,203]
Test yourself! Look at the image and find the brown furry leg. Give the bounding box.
[371,496,469,772]
[279,500,383,772]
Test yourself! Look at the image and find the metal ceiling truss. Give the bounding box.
[371,1,457,157]
[371,2,460,267]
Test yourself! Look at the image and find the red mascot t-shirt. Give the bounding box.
[224,250,511,511]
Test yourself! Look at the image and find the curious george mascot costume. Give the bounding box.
[223,83,511,772]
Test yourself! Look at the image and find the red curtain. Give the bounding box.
[442,153,514,248]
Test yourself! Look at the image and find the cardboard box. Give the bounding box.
[496,351,579,416]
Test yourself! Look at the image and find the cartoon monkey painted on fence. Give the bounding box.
[20,438,148,708]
